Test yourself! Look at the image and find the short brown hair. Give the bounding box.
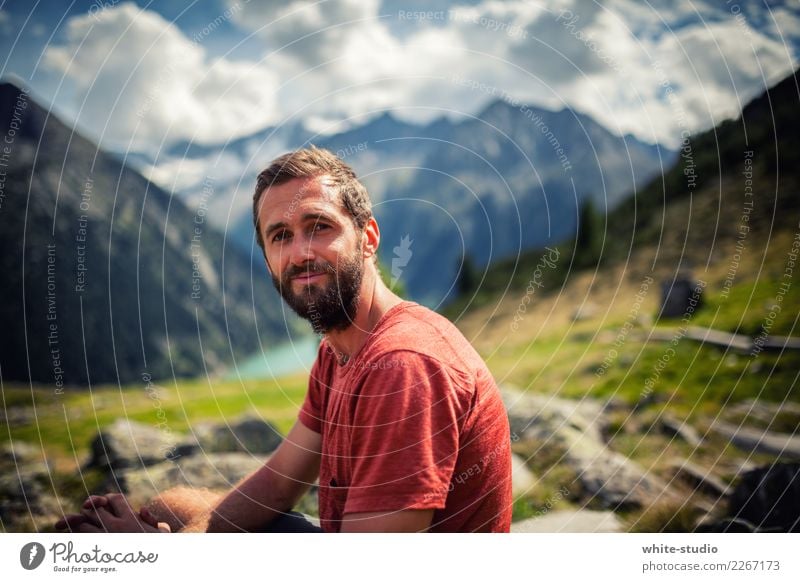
[252,145,372,249]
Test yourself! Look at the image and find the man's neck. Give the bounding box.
[324,268,404,364]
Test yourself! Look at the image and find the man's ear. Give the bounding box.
[362,216,380,260]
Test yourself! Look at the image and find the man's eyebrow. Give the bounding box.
[264,221,287,238]
[300,212,336,224]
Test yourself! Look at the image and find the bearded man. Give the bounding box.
[57,146,512,533]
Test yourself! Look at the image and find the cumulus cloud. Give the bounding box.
[39,0,798,152]
[226,0,472,127]
[42,2,281,151]
[228,0,381,64]
[448,0,798,145]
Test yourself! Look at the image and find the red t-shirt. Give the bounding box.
[298,301,513,532]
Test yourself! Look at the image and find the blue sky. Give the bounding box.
[1,0,798,152]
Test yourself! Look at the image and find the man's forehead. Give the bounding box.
[260,174,344,220]
[286,175,338,202]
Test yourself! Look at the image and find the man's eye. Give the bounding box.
[272,231,290,243]
[311,223,329,233]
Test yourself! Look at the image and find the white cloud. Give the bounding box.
[442,0,797,145]
[39,0,798,153]
[654,18,795,126]
[227,0,472,126]
[762,6,800,55]
[42,2,281,151]
[230,0,381,62]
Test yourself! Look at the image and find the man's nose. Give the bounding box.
[287,233,316,265]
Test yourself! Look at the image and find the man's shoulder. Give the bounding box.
[363,302,486,379]
[376,302,465,344]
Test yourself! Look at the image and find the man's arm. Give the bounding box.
[55,420,321,533]
[183,420,321,532]
[340,509,434,533]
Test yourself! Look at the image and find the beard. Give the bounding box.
[271,252,363,334]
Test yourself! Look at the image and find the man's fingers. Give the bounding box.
[80,505,113,529]
[104,493,132,518]
[55,514,89,531]
[82,495,109,510]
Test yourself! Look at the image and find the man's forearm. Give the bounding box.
[182,463,309,532]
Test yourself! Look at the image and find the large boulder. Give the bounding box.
[511,454,537,497]
[503,388,607,443]
[87,419,182,471]
[87,416,285,474]
[503,387,676,509]
[558,422,675,510]
[0,442,62,532]
[726,463,800,532]
[708,420,800,459]
[188,417,283,455]
[657,414,703,448]
[669,459,729,499]
[659,277,703,318]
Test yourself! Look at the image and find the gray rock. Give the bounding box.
[559,422,675,509]
[659,277,703,319]
[601,397,630,413]
[87,416,284,474]
[503,387,606,443]
[511,454,537,497]
[188,416,283,455]
[669,460,729,498]
[1,441,43,466]
[658,414,703,448]
[571,303,599,322]
[726,463,800,532]
[726,399,800,430]
[0,442,63,532]
[503,387,675,509]
[512,509,622,532]
[87,419,182,471]
[708,420,800,459]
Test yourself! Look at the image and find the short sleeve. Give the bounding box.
[343,351,462,515]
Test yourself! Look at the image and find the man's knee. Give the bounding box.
[142,486,222,532]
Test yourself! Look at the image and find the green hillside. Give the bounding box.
[452,70,799,413]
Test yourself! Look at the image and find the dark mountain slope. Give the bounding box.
[0,82,294,386]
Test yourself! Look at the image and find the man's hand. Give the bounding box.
[55,494,170,533]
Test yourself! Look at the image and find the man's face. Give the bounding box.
[257,176,364,333]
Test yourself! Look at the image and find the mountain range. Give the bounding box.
[0,79,688,386]
[126,100,674,305]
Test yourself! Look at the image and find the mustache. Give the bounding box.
[283,261,337,280]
